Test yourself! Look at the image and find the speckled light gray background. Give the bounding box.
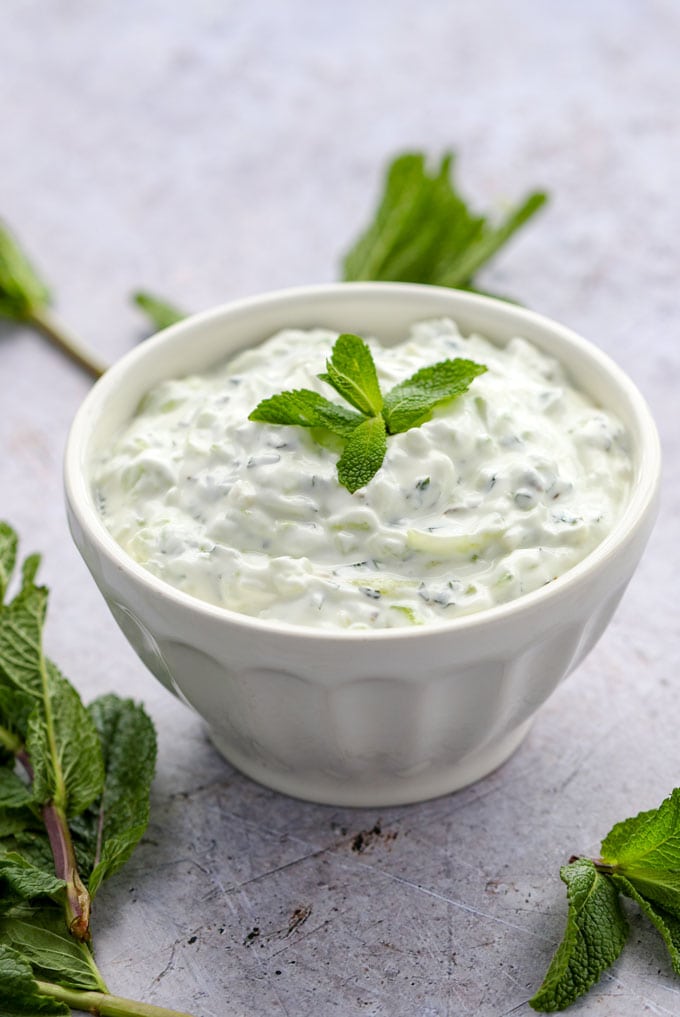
[1,2,679,1014]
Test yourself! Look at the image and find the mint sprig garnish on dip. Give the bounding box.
[531,788,680,1012]
[249,332,486,493]
[0,521,196,1017]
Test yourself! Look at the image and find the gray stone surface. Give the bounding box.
[1,1,679,1014]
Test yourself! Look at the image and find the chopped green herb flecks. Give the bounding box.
[250,332,486,493]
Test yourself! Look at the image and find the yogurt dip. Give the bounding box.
[92,319,632,629]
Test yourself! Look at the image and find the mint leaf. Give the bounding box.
[613,874,680,975]
[26,661,104,819]
[0,808,38,843]
[382,358,487,433]
[0,559,48,734]
[0,766,32,809]
[530,859,628,1012]
[0,945,69,1015]
[249,388,364,438]
[0,906,103,991]
[337,415,387,494]
[601,788,680,917]
[342,151,547,299]
[132,290,186,331]
[82,695,157,897]
[0,854,65,902]
[320,333,383,416]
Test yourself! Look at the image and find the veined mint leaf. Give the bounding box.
[0,906,103,991]
[249,388,364,438]
[382,357,487,434]
[529,859,628,1013]
[613,874,680,975]
[337,415,387,494]
[81,695,157,897]
[27,661,104,818]
[601,788,680,917]
[0,945,69,1015]
[0,853,65,901]
[320,333,383,416]
[0,564,48,729]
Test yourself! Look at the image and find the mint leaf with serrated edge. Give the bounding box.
[250,332,485,493]
[599,787,680,916]
[337,415,387,494]
[319,333,384,416]
[529,859,628,1012]
[382,357,487,433]
[249,388,365,438]
[78,694,157,898]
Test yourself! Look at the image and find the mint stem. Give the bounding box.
[36,981,199,1017]
[43,801,94,944]
[29,305,107,379]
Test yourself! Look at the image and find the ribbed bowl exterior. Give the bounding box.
[64,284,661,806]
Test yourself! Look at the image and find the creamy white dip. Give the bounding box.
[93,319,632,629]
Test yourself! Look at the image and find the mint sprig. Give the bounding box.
[249,332,486,493]
[0,222,106,378]
[531,788,680,1012]
[0,521,194,1017]
[342,151,547,296]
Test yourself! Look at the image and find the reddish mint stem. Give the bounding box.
[43,800,91,940]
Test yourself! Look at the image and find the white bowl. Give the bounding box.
[64,283,661,806]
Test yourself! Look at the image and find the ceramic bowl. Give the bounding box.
[64,283,661,806]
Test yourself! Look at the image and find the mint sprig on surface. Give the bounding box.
[0,521,195,1017]
[531,788,680,1012]
[0,222,106,378]
[342,151,547,296]
[250,332,486,493]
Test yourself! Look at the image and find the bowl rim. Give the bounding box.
[64,281,662,642]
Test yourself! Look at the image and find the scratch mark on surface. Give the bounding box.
[154,941,178,983]
[285,904,312,936]
[347,862,541,937]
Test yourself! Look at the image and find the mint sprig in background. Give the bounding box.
[531,788,680,1012]
[249,332,486,493]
